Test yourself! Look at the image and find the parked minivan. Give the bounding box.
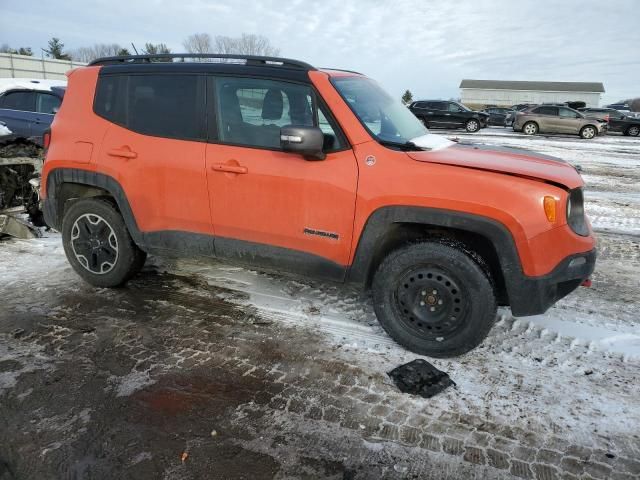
[513,105,604,139]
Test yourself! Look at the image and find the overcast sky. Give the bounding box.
[1,0,638,104]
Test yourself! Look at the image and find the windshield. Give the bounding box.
[332,76,427,145]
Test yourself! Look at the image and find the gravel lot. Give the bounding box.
[1,128,639,479]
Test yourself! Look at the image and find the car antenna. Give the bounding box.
[131,43,139,55]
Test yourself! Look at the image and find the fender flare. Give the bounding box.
[43,168,144,245]
[346,206,526,307]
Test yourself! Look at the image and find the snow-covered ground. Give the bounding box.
[1,127,639,478]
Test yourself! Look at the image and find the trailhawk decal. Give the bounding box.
[303,228,339,240]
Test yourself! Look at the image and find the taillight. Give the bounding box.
[43,129,51,155]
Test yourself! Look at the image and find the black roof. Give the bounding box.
[90,53,317,83]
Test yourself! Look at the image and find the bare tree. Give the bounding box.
[183,33,212,54]
[213,34,280,56]
[71,43,123,63]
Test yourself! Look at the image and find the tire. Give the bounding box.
[62,197,146,287]
[522,122,538,135]
[627,125,640,137]
[465,119,480,133]
[372,242,497,358]
[579,125,597,139]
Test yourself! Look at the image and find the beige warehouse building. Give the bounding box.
[460,79,605,109]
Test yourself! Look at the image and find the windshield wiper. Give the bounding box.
[378,139,429,151]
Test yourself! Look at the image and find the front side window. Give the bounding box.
[534,106,559,116]
[0,91,35,112]
[36,93,61,114]
[448,102,465,112]
[332,76,426,145]
[559,108,580,118]
[214,77,344,151]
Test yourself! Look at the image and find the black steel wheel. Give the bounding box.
[394,266,469,341]
[372,241,497,357]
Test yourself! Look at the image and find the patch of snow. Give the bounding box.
[0,123,12,136]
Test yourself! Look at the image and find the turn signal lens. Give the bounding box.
[543,196,557,222]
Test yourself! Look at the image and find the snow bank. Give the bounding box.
[0,123,12,136]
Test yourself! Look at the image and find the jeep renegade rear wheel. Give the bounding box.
[372,242,496,357]
[62,198,146,287]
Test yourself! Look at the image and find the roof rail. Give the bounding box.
[88,53,315,70]
[320,67,364,75]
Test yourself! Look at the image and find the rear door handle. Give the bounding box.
[107,147,137,159]
[211,163,248,174]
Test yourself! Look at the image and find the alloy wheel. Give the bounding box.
[71,213,119,274]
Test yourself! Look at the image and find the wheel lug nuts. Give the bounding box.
[421,290,426,296]
[430,307,436,312]
[438,300,443,305]
[420,301,425,306]
[432,289,437,294]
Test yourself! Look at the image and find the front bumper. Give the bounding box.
[508,249,596,317]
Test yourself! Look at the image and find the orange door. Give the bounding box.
[99,124,211,235]
[205,144,358,279]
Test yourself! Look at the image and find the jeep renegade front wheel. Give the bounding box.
[62,198,146,287]
[372,242,497,358]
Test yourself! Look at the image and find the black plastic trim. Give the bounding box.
[347,206,595,316]
[44,171,594,315]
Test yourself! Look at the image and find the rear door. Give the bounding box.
[205,75,358,280]
[532,106,559,132]
[0,90,36,137]
[94,72,213,252]
[425,101,448,127]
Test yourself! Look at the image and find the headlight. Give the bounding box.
[567,188,588,236]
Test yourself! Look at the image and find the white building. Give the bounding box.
[459,80,605,108]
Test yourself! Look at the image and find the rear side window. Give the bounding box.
[0,91,35,112]
[94,74,205,141]
[533,106,558,116]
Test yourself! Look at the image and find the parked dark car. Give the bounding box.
[481,107,513,126]
[505,104,537,127]
[409,100,489,132]
[579,108,640,136]
[0,84,66,144]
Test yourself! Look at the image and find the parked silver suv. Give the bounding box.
[513,105,604,139]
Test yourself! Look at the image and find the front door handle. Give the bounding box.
[211,163,248,174]
[107,147,137,159]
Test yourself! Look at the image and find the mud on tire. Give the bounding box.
[62,198,146,287]
[372,242,497,358]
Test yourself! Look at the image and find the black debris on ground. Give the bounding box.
[387,359,455,398]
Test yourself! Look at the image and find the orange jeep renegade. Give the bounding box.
[40,54,596,357]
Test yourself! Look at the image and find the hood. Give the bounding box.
[407,142,584,189]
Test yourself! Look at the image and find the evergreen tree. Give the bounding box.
[402,89,413,105]
[44,37,71,60]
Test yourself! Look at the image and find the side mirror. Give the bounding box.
[280,126,326,161]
